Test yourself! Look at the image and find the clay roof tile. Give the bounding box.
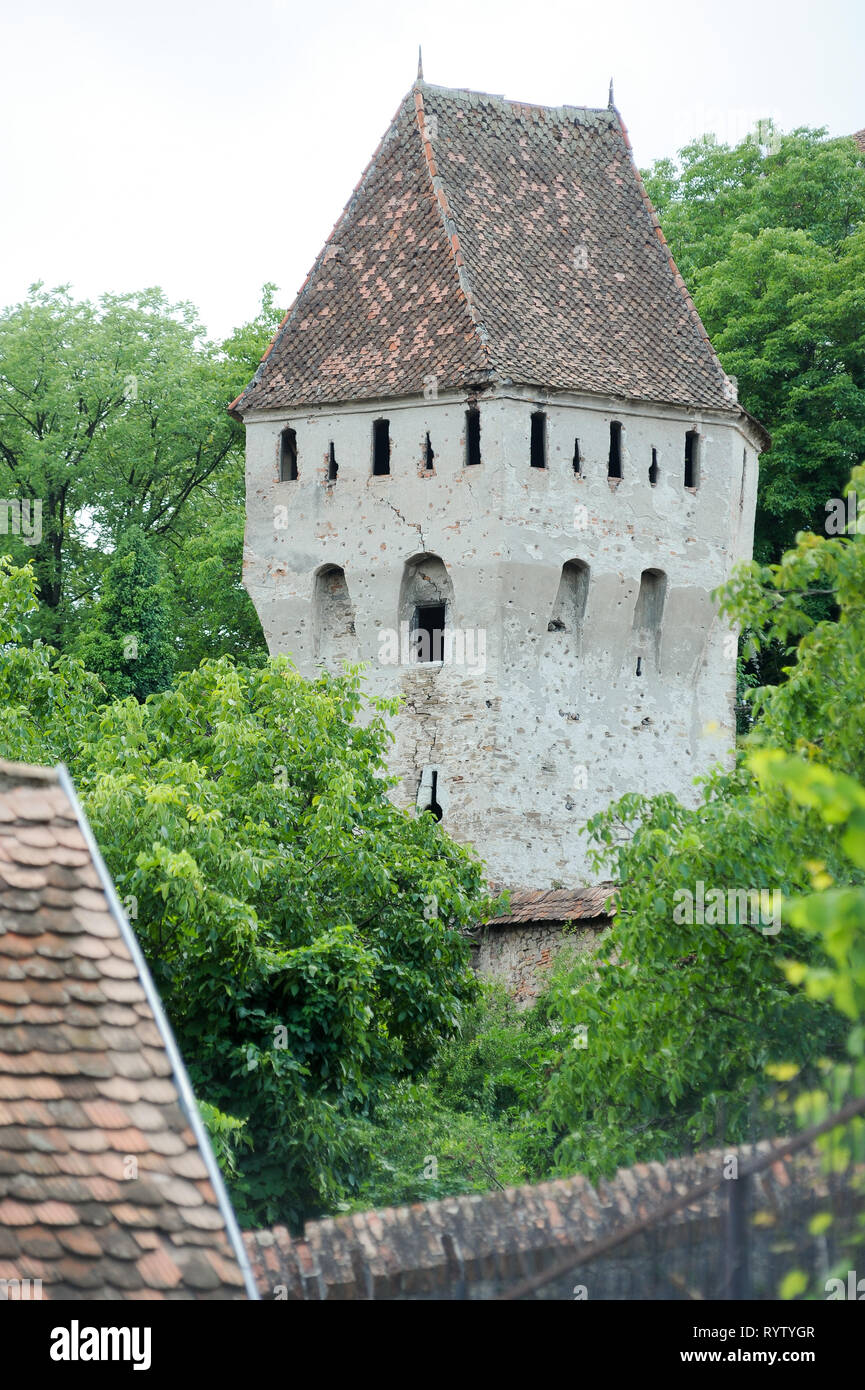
[234,84,752,428]
[0,759,253,1300]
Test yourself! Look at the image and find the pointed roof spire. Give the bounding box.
[608,77,615,108]
[417,46,424,82]
[233,84,743,420]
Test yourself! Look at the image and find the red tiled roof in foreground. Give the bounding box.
[233,81,758,429]
[487,883,616,926]
[0,760,256,1300]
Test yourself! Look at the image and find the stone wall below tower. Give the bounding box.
[471,920,609,1005]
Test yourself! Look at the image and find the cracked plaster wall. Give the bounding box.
[243,386,759,888]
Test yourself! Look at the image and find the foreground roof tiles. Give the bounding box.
[0,760,254,1300]
[234,81,740,418]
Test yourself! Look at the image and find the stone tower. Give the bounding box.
[233,78,767,891]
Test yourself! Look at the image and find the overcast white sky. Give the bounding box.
[1,0,862,340]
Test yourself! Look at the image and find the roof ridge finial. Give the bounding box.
[608,77,615,108]
[417,45,424,82]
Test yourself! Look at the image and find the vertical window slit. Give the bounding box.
[429,771,443,822]
[608,421,622,480]
[465,407,481,467]
[685,430,700,489]
[372,419,390,476]
[279,427,298,481]
[530,411,546,468]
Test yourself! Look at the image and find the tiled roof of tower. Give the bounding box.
[854,129,865,152]
[0,760,256,1300]
[233,81,740,418]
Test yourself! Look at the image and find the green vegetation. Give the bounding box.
[1,128,863,1230]
[643,125,865,569]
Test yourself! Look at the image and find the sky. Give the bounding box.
[1,0,863,341]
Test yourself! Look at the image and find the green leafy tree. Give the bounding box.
[220,281,286,388]
[0,284,240,648]
[0,555,103,764]
[73,659,494,1225]
[74,527,174,700]
[156,485,267,672]
[643,127,865,567]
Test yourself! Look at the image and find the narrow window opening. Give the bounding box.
[327,442,338,481]
[739,449,747,511]
[465,407,481,467]
[530,411,547,468]
[279,427,298,482]
[632,568,667,675]
[417,766,444,822]
[649,448,659,486]
[428,770,443,822]
[372,418,390,475]
[573,439,582,475]
[412,602,446,663]
[684,430,700,489]
[424,432,435,471]
[608,421,622,480]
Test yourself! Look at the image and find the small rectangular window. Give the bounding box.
[412,603,446,663]
[424,432,435,470]
[608,421,622,480]
[279,427,298,481]
[372,419,390,475]
[465,407,481,466]
[328,442,338,481]
[649,448,659,486]
[530,411,546,468]
[573,439,582,475]
[684,430,700,488]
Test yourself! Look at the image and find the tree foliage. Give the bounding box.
[643,127,865,566]
[0,284,244,648]
[74,526,174,700]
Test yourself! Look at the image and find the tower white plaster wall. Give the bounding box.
[243,387,760,888]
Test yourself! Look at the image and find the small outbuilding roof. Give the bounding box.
[487,883,616,926]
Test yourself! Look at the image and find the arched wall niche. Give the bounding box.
[312,565,358,667]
